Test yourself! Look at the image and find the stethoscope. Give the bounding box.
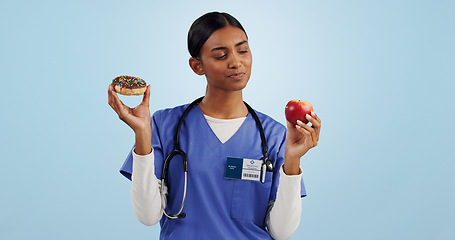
[160,97,274,219]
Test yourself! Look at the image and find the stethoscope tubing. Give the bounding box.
[161,97,274,219]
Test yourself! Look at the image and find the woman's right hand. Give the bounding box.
[108,84,152,133]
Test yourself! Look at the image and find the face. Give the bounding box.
[195,25,252,93]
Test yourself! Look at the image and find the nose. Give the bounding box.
[228,52,242,69]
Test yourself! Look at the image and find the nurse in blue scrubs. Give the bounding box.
[108,12,321,240]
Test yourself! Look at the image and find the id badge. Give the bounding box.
[225,157,263,182]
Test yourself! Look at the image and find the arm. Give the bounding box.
[267,111,321,239]
[108,85,164,225]
[266,166,302,240]
[131,149,165,225]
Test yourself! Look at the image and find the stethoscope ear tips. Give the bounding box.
[177,213,186,219]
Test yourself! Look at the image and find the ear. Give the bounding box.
[189,57,204,75]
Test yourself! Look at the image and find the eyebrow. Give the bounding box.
[210,40,248,52]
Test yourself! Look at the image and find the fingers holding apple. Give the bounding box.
[284,100,321,158]
[295,117,319,147]
[305,111,321,138]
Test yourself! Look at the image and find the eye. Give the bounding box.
[238,49,248,54]
[215,54,227,60]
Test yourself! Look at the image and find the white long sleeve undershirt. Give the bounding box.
[130,116,303,239]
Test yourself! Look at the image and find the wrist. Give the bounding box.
[283,161,300,175]
[132,122,151,134]
[134,125,151,134]
[134,127,152,155]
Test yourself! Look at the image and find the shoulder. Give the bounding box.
[150,103,192,131]
[253,109,287,136]
[251,109,287,154]
[152,103,189,121]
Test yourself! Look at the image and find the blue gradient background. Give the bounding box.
[1,0,454,239]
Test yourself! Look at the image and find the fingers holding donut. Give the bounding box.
[140,85,151,108]
[108,84,129,120]
[107,76,152,132]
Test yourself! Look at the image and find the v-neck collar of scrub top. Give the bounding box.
[197,106,250,145]
[192,104,255,155]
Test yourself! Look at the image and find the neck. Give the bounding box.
[199,90,248,119]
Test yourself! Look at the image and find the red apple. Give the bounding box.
[285,100,313,125]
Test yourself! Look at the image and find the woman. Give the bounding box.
[108,12,321,240]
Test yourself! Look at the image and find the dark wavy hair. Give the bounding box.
[187,12,247,59]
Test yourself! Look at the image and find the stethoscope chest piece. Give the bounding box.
[264,158,274,172]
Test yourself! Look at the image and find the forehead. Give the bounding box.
[202,25,248,50]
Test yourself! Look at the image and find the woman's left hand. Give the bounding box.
[284,111,321,175]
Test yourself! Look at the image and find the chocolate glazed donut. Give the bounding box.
[111,75,147,95]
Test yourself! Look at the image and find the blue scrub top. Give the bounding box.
[120,103,306,240]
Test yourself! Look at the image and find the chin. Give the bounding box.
[232,78,249,91]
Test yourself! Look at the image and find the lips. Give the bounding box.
[228,73,245,79]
